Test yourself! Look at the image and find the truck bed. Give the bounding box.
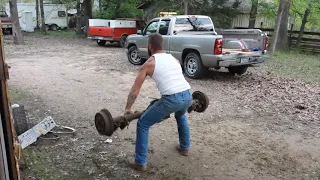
[223,49,262,56]
[88,26,113,37]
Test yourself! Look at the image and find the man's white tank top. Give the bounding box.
[151,53,191,95]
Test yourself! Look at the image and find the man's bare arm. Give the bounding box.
[124,59,153,112]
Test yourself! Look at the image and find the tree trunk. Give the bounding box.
[270,0,284,56]
[9,0,24,44]
[276,0,291,51]
[98,0,101,12]
[248,0,258,28]
[184,0,189,15]
[39,0,46,33]
[36,0,39,29]
[83,0,92,36]
[296,8,310,48]
[75,0,82,34]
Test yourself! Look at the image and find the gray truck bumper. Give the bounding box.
[218,56,265,67]
[87,36,114,41]
[202,53,269,68]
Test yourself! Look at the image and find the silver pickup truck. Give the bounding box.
[125,15,269,79]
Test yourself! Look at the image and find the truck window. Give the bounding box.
[159,19,170,35]
[144,20,159,35]
[174,17,213,32]
[58,11,66,17]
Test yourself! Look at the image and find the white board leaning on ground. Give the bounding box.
[5,3,68,32]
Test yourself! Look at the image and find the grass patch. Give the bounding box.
[265,51,320,84]
[33,29,85,39]
[9,89,27,103]
[21,149,60,180]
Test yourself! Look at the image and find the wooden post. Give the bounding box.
[1,115,10,180]
[289,23,294,48]
[0,22,20,180]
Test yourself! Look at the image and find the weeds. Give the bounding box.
[264,51,320,84]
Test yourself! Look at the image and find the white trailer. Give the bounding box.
[5,3,68,31]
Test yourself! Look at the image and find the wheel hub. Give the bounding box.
[130,50,141,62]
[187,58,197,74]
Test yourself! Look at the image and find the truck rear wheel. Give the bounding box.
[119,35,127,48]
[183,52,206,79]
[97,40,106,46]
[228,65,249,75]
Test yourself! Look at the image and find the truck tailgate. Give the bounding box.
[216,28,268,51]
[217,48,268,67]
[88,27,113,37]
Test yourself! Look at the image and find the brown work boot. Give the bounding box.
[126,157,147,171]
[176,145,189,156]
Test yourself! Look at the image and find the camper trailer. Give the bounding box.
[5,3,68,32]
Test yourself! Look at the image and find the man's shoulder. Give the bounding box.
[140,56,155,76]
[144,56,155,67]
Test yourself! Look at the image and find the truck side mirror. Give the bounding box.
[137,30,142,35]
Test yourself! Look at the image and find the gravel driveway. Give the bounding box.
[4,34,320,180]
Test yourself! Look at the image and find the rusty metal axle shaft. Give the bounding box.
[94,91,209,136]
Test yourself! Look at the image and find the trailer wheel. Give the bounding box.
[12,105,29,136]
[97,40,106,46]
[119,35,127,48]
[50,24,58,31]
[45,24,50,31]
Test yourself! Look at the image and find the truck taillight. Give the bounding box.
[214,39,223,54]
[264,36,269,50]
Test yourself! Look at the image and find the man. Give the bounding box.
[124,33,192,171]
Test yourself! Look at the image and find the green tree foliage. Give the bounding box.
[188,0,242,28]
[88,0,243,27]
[255,0,320,30]
[93,0,144,19]
[137,0,242,28]
[291,0,320,29]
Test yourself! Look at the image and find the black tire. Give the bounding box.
[119,35,127,48]
[127,46,144,65]
[228,66,249,75]
[12,105,29,136]
[44,24,50,31]
[50,24,58,31]
[183,52,206,79]
[97,40,106,46]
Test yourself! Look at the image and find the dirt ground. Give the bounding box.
[4,33,320,180]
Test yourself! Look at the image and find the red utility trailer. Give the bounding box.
[88,18,146,48]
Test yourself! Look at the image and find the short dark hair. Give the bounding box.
[148,33,163,50]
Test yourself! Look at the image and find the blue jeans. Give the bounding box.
[135,89,192,165]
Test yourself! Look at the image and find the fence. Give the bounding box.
[234,27,320,54]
